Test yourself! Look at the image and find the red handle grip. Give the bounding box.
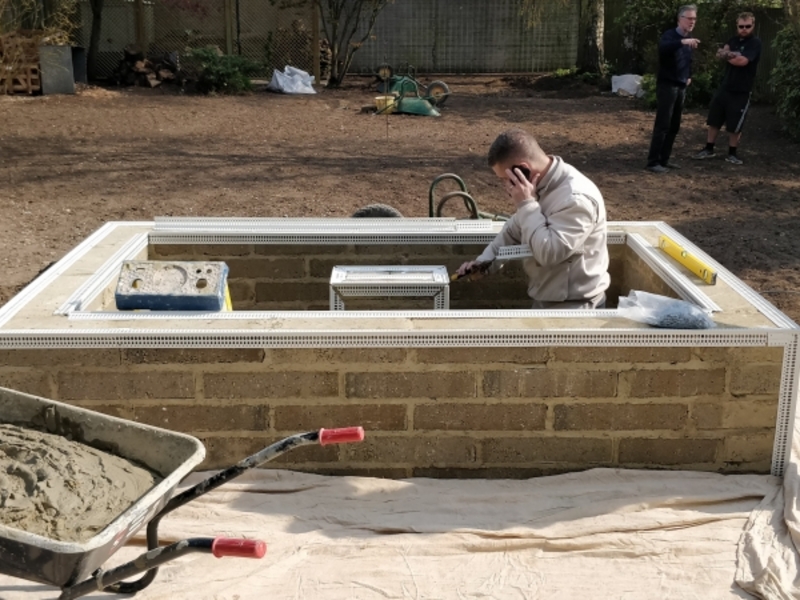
[212,537,267,559]
[319,426,365,446]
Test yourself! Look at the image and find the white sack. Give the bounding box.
[612,73,644,98]
[267,65,316,94]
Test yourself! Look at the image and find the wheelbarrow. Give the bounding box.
[374,63,450,117]
[350,172,511,221]
[0,386,365,600]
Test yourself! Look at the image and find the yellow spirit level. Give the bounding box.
[658,235,717,285]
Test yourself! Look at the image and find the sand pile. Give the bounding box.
[0,423,160,543]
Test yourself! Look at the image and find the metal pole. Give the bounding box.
[311,1,320,85]
[236,0,241,55]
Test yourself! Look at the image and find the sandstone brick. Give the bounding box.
[148,244,194,258]
[449,281,530,305]
[623,369,725,398]
[723,399,778,429]
[309,257,390,278]
[552,347,691,364]
[692,348,732,363]
[351,244,424,257]
[228,280,255,302]
[123,348,265,365]
[723,433,775,464]
[522,370,617,398]
[133,404,267,432]
[226,257,305,279]
[198,434,340,468]
[63,402,132,420]
[414,403,546,431]
[341,436,477,465]
[482,437,613,464]
[57,371,195,401]
[730,364,782,396]
[445,244,489,257]
[728,347,784,363]
[416,347,548,365]
[255,244,348,256]
[553,403,687,431]
[482,371,521,397]
[193,244,253,257]
[0,349,120,367]
[269,348,407,365]
[608,244,626,259]
[690,402,724,429]
[0,371,52,398]
[255,282,329,303]
[199,435,272,469]
[273,442,345,464]
[204,371,338,399]
[346,372,475,399]
[617,438,720,465]
[404,257,471,271]
[274,404,406,431]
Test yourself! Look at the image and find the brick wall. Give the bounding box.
[0,345,781,477]
[146,242,658,311]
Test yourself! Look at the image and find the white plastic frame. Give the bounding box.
[0,219,797,476]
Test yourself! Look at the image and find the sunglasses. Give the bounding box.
[738,24,753,29]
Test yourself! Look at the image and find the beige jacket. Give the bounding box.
[476,156,610,303]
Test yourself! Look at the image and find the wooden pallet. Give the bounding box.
[0,64,41,94]
[0,31,42,95]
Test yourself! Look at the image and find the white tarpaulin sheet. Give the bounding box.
[3,430,799,599]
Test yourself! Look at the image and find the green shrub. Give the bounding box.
[771,25,800,141]
[186,47,262,94]
[554,67,578,78]
[639,66,721,111]
[640,73,657,109]
[685,63,722,109]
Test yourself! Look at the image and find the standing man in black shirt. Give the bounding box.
[646,4,700,174]
[693,12,762,165]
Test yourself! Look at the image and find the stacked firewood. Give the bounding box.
[111,45,182,88]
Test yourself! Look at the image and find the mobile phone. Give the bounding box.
[510,164,532,185]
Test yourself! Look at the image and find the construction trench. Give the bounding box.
[0,217,798,598]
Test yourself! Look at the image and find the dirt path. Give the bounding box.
[1,76,798,319]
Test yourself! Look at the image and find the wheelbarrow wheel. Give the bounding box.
[351,203,404,218]
[376,63,394,80]
[426,80,450,107]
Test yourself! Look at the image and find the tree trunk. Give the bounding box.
[577,0,604,73]
[88,0,104,80]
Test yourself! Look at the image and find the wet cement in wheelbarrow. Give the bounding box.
[0,424,159,543]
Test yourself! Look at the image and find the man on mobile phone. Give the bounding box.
[692,12,762,165]
[645,4,700,174]
[456,128,610,310]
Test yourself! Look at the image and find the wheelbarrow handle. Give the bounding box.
[319,426,365,445]
[212,537,267,559]
[96,426,366,597]
[61,537,265,600]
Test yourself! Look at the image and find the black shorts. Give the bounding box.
[707,90,751,134]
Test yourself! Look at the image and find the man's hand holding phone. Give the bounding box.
[506,164,539,207]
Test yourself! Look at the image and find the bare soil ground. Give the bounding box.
[1,75,799,320]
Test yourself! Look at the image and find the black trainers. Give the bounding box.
[725,154,743,165]
[646,164,669,174]
[664,162,681,170]
[693,148,715,159]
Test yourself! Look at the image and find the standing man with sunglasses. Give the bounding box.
[645,5,700,174]
[693,12,762,165]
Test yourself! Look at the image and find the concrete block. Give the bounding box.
[115,260,229,311]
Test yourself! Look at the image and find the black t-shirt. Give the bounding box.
[722,35,762,93]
